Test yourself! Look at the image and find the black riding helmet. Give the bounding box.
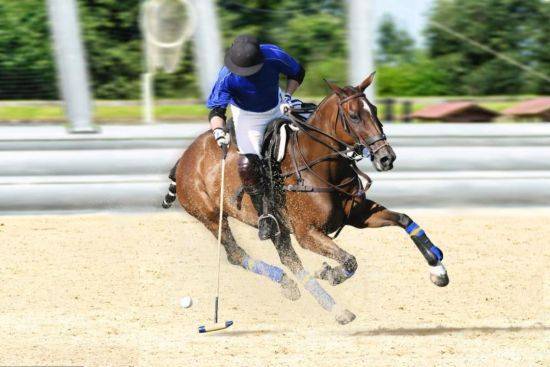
[224,35,264,76]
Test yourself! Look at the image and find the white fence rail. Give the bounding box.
[1,123,549,213]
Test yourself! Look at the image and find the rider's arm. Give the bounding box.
[209,107,226,130]
[206,69,231,146]
[206,70,231,127]
[285,78,301,97]
[264,44,306,96]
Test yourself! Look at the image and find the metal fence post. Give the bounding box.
[47,0,96,133]
[191,0,223,100]
[347,0,375,102]
[402,100,413,122]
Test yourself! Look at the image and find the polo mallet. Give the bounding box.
[198,144,234,333]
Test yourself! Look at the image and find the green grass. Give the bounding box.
[0,96,539,124]
[0,105,65,122]
[0,104,209,123]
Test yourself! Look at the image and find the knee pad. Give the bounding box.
[238,154,264,189]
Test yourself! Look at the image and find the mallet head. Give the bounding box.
[198,320,233,333]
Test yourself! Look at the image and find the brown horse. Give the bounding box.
[166,73,449,325]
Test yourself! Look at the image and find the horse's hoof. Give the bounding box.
[430,273,449,287]
[280,274,301,301]
[429,262,449,287]
[314,262,332,280]
[335,309,356,325]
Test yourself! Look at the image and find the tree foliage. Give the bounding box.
[0,0,547,99]
[376,15,415,65]
[0,1,57,99]
[425,0,550,95]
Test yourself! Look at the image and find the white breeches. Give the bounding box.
[231,103,283,156]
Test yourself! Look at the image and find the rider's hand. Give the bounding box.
[280,93,302,114]
[212,127,230,147]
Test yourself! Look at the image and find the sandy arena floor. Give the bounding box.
[0,209,548,366]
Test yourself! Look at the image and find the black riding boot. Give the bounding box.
[238,154,280,241]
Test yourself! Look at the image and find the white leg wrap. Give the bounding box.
[430,262,447,276]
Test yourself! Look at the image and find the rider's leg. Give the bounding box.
[232,104,283,240]
[237,154,277,240]
[348,199,449,287]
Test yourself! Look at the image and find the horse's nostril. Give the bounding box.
[380,156,390,164]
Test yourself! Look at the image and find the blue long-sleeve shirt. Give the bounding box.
[206,44,303,113]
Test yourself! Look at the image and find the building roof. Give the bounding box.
[503,97,550,116]
[412,101,498,120]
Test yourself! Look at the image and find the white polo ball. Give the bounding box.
[180,296,193,308]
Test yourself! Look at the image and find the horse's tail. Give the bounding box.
[162,159,179,209]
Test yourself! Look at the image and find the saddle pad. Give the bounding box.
[261,117,296,162]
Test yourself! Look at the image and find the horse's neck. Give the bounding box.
[302,94,339,151]
[293,95,354,182]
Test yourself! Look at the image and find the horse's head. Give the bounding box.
[325,73,396,171]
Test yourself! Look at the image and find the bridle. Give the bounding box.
[273,90,390,238]
[282,89,389,198]
[336,91,388,157]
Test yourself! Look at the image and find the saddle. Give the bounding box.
[226,102,316,162]
[261,103,317,161]
[230,103,317,212]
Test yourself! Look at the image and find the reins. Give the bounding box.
[282,91,386,198]
[277,91,389,238]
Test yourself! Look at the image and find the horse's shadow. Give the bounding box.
[351,323,548,336]
[210,328,285,337]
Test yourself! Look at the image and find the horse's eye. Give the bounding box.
[349,112,360,122]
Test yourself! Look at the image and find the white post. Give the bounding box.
[47,0,96,133]
[142,72,155,124]
[347,0,375,101]
[191,0,223,100]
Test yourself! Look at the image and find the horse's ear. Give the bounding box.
[357,71,376,92]
[324,79,346,98]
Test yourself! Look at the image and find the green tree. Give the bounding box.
[377,15,415,64]
[0,1,57,99]
[377,53,451,96]
[78,0,199,99]
[425,0,549,95]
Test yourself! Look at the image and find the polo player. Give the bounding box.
[206,35,305,240]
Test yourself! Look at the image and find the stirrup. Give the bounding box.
[258,213,281,240]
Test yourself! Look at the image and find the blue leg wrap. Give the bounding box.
[406,221,444,263]
[242,256,284,283]
[342,268,355,278]
[429,245,444,262]
[298,270,336,311]
[405,222,419,234]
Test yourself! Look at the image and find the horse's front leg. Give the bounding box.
[272,226,356,324]
[293,223,358,286]
[349,199,449,287]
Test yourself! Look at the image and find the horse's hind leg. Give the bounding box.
[201,214,301,301]
[349,200,449,287]
[272,227,356,324]
[292,225,357,286]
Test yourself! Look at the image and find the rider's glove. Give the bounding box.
[212,127,230,147]
[280,93,302,114]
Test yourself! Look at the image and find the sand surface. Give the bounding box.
[0,209,548,366]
